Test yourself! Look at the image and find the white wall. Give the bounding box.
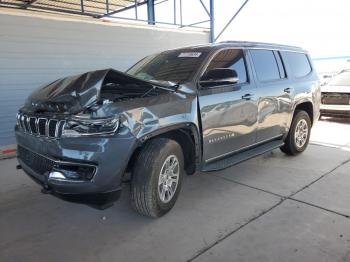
[0,10,209,146]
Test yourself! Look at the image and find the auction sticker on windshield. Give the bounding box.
[178,52,202,58]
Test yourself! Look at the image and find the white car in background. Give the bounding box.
[320,70,350,118]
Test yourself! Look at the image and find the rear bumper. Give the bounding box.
[320,104,350,117]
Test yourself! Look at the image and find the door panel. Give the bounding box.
[198,48,258,162]
[199,85,258,161]
[249,49,292,142]
[256,82,292,141]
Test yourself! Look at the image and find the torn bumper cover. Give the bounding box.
[15,121,130,206]
[16,127,138,206]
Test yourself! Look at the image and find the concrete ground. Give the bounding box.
[1,118,350,262]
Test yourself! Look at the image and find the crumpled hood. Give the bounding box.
[321,85,350,93]
[21,69,173,114]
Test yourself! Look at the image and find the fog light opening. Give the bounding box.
[49,164,96,182]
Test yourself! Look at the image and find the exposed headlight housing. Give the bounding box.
[62,115,119,137]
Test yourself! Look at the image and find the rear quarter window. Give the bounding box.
[283,52,312,78]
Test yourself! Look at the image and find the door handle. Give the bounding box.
[284,87,291,93]
[241,93,253,100]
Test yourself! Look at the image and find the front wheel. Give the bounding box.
[280,110,311,155]
[131,138,184,218]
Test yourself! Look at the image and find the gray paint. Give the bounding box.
[197,45,320,162]
[0,11,209,146]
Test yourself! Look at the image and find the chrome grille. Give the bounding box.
[17,113,65,138]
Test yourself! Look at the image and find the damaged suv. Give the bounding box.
[16,41,320,217]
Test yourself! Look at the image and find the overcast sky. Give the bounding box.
[207,0,350,58]
[114,0,350,59]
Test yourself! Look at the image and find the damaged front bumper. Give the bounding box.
[15,126,138,207]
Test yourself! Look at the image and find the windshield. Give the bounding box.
[328,71,350,86]
[127,49,209,84]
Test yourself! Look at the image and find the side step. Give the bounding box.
[202,140,284,172]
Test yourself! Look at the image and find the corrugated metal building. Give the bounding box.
[0,9,209,152]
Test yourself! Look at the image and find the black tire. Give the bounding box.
[280,110,311,156]
[131,138,184,218]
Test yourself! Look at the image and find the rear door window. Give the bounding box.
[250,50,281,82]
[283,52,312,78]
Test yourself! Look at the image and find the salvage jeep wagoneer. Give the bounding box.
[15,41,321,217]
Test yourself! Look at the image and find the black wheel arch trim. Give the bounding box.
[291,99,314,122]
[136,122,202,174]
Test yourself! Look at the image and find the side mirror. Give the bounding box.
[200,68,239,88]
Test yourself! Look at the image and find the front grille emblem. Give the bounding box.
[17,113,65,139]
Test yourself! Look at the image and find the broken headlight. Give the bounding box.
[62,115,119,137]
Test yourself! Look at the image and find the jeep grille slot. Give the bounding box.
[48,119,58,137]
[17,113,65,138]
[38,118,46,136]
[29,117,37,134]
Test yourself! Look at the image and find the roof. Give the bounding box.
[218,41,305,52]
[167,41,306,53]
[0,0,148,17]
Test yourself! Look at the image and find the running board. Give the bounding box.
[201,140,284,172]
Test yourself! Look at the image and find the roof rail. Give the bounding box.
[218,40,303,51]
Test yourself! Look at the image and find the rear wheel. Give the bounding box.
[131,138,184,218]
[280,110,311,155]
